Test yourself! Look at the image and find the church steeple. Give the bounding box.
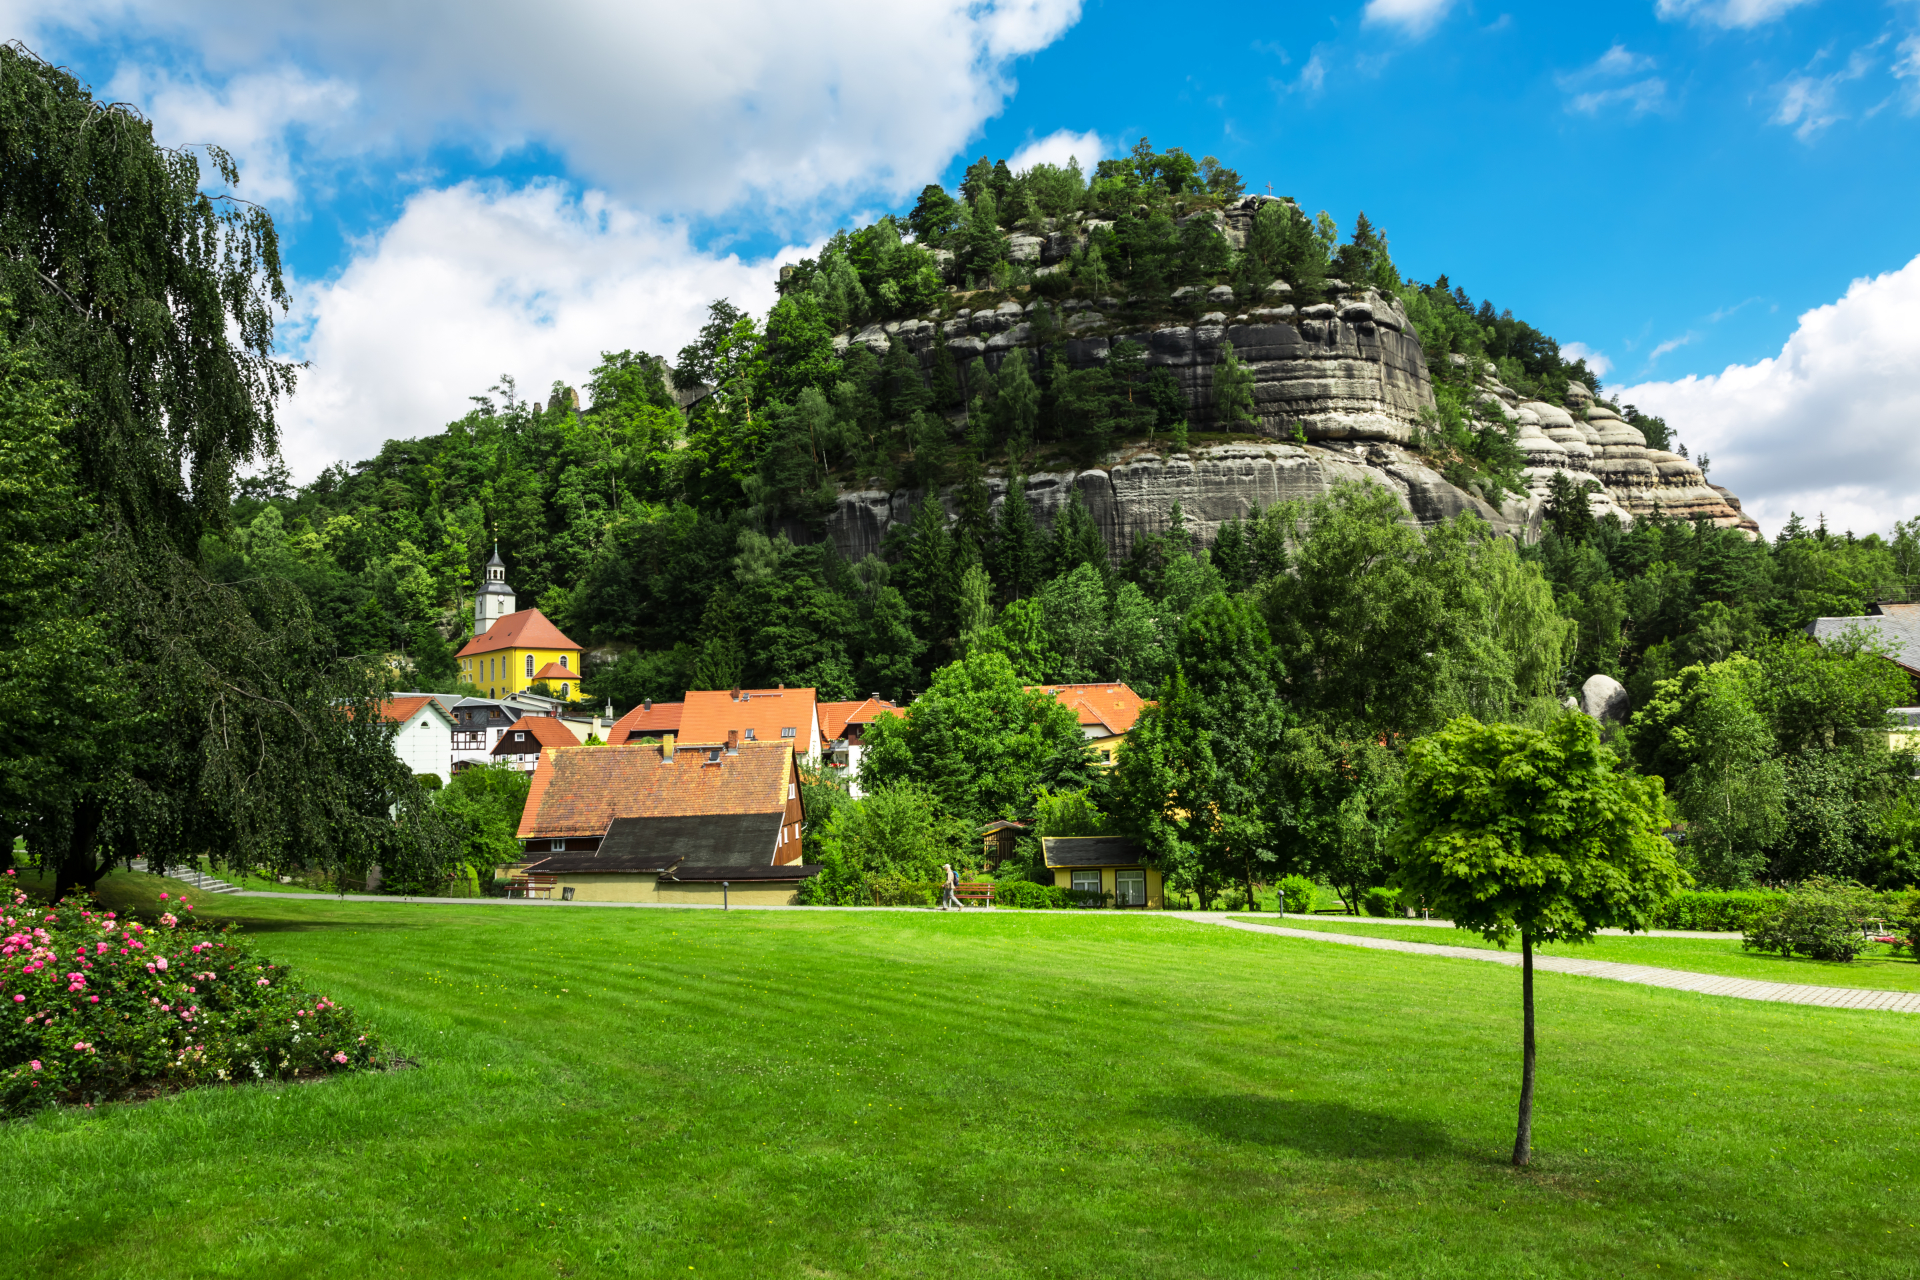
[475,543,517,632]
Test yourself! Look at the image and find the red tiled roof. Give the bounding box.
[377,695,447,726]
[532,661,576,681]
[491,716,579,756]
[606,700,684,743]
[456,608,582,658]
[518,741,793,840]
[817,697,898,742]
[678,688,817,749]
[1027,683,1148,736]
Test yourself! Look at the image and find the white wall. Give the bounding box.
[395,708,453,785]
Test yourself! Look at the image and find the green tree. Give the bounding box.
[1391,715,1682,1166]
[0,47,452,896]
[857,651,1090,822]
[1211,341,1258,431]
[432,763,532,883]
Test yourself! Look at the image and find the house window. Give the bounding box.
[560,683,569,698]
[781,727,796,739]
[1115,869,1146,907]
[550,839,565,852]
[559,655,569,670]
[1070,869,1103,895]
[525,654,535,677]
[514,731,526,742]
[744,728,756,740]
[707,748,722,762]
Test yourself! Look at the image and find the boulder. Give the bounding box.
[1579,673,1630,724]
[1207,284,1236,303]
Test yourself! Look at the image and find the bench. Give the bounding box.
[508,874,557,900]
[954,882,994,908]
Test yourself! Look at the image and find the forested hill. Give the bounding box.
[216,139,1920,721]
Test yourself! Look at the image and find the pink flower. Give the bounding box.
[28,1060,40,1071]
[155,957,168,971]
[88,996,98,1004]
[332,1052,349,1064]
[256,978,270,987]
[158,893,168,900]
[10,995,20,1003]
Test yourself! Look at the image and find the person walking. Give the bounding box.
[941,863,962,911]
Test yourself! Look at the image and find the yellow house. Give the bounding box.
[456,610,583,700]
[1028,683,1150,765]
[1042,836,1164,908]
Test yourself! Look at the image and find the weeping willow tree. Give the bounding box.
[0,43,454,896]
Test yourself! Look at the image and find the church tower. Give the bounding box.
[475,544,517,633]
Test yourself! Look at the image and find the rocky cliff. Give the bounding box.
[821,195,1755,558]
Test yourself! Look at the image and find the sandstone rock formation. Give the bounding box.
[807,194,1756,558]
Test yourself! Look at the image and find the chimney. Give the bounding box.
[643,697,651,711]
[662,732,675,761]
[731,686,742,702]
[726,729,740,753]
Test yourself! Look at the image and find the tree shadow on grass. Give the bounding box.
[1149,1093,1458,1161]
[221,915,416,935]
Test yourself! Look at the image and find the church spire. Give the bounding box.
[476,543,516,631]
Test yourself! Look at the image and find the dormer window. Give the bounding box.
[514,731,526,742]
[744,728,756,740]
[781,727,796,739]
[708,748,722,762]
[550,838,564,851]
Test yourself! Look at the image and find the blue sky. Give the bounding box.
[10,0,1920,534]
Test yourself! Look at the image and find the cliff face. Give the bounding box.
[819,196,1755,558]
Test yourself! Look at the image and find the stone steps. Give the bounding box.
[130,859,244,895]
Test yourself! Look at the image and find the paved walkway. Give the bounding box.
[1205,915,1920,1014]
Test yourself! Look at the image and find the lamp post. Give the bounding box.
[722,880,730,912]
[1277,887,1286,917]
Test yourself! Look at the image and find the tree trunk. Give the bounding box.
[1512,929,1536,1167]
[54,800,108,900]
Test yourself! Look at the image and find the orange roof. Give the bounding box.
[817,697,898,741]
[606,700,684,743]
[1028,683,1148,736]
[491,716,578,755]
[518,741,793,839]
[532,661,576,681]
[377,695,448,726]
[678,688,817,749]
[456,608,582,658]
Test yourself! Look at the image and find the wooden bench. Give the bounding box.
[954,882,994,908]
[508,874,557,900]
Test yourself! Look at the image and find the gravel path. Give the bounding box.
[1205,916,1920,1014]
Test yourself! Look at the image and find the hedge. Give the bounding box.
[1648,890,1790,932]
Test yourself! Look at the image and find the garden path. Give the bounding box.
[1204,915,1920,1013]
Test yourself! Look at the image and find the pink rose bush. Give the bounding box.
[0,882,384,1116]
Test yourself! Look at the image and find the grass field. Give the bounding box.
[5,880,1920,1278]
[1263,915,1920,994]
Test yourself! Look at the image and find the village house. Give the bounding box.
[490,714,582,772]
[676,687,822,766]
[512,736,815,904]
[817,695,898,796]
[1029,683,1149,764]
[1042,835,1164,908]
[604,697,685,744]
[378,694,456,786]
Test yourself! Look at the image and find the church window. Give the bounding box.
[525,654,535,677]
[559,655,569,670]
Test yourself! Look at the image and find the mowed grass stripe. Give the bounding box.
[4,898,1916,1279]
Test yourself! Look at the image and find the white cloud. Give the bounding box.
[103,63,358,205]
[1654,0,1819,29]
[1559,44,1669,116]
[1559,342,1613,378]
[1648,332,1697,362]
[275,181,804,480]
[18,0,1084,219]
[1773,48,1875,140]
[1007,129,1108,175]
[1616,254,1920,539]
[1361,0,1454,38]
[1568,78,1670,116]
[1897,34,1920,111]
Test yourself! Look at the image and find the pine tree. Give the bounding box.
[954,455,995,565]
[1213,341,1258,432]
[1049,488,1111,583]
[929,340,961,409]
[996,349,1040,459]
[991,474,1045,602]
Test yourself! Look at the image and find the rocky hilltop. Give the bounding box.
[809,194,1754,559]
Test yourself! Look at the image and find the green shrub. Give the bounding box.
[1362,887,1400,918]
[867,874,938,907]
[990,879,1076,910]
[1277,874,1317,915]
[1650,889,1789,932]
[1742,877,1882,963]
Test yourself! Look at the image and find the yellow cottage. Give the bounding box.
[455,547,583,700]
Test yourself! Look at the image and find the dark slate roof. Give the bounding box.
[1042,836,1148,868]
[664,864,823,882]
[520,853,683,874]
[1807,603,1920,675]
[598,811,783,866]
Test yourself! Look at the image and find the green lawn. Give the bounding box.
[5,885,1920,1278]
[1260,914,1920,994]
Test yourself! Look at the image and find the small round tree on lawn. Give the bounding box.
[1391,714,1683,1166]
